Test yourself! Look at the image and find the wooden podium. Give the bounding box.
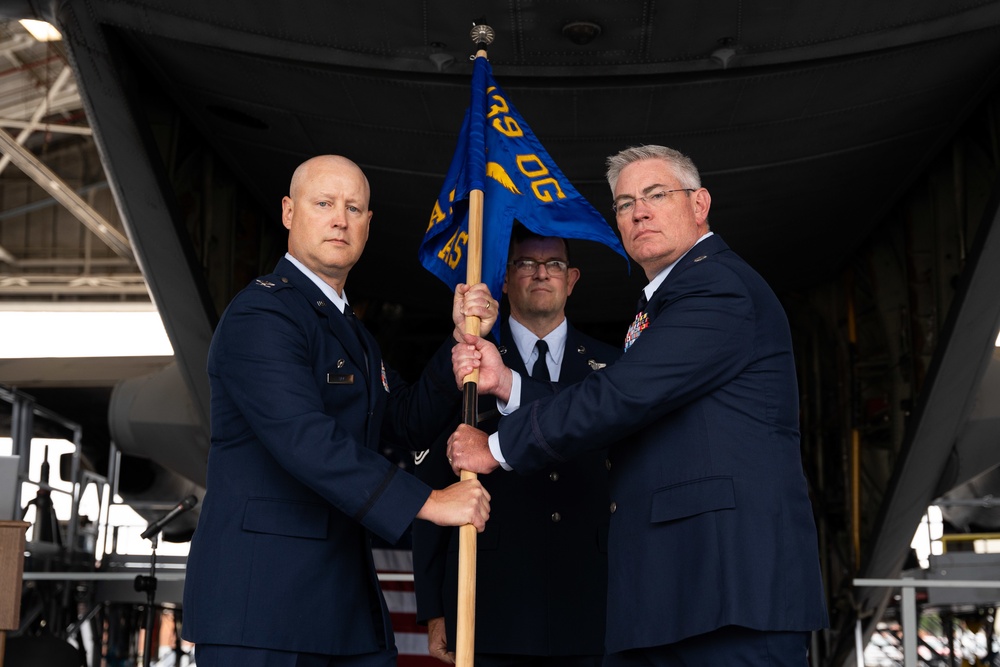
[0,521,29,667]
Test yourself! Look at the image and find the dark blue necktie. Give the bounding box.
[531,339,550,381]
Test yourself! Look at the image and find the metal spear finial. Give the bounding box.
[470,22,495,47]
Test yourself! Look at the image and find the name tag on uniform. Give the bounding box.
[327,373,355,385]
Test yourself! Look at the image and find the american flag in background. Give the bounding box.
[374,547,439,667]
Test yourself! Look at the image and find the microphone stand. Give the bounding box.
[134,495,197,667]
[134,533,159,667]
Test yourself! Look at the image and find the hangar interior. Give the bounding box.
[1,4,1000,666]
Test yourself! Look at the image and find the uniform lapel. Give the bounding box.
[560,324,592,383]
[328,310,370,388]
[353,316,385,407]
[276,258,370,389]
[648,234,729,314]
[498,318,528,375]
[502,319,592,383]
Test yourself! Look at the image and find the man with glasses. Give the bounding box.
[413,224,619,667]
[447,146,828,666]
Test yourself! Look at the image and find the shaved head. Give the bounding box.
[289,155,370,203]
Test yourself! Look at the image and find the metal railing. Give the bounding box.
[854,577,1000,666]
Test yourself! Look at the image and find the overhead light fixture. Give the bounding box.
[428,43,455,72]
[711,47,737,69]
[0,305,173,358]
[19,19,62,42]
[562,21,601,46]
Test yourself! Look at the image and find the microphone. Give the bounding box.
[140,495,199,540]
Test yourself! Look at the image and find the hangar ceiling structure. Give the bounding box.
[2,3,1000,665]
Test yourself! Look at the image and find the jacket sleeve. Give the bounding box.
[498,262,756,474]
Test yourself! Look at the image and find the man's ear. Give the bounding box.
[694,188,712,225]
[281,196,294,230]
[565,267,581,295]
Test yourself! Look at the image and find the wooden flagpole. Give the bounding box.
[456,21,495,667]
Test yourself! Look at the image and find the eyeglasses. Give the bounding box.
[509,258,569,276]
[612,189,695,216]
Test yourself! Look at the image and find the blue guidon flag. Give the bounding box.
[420,56,628,336]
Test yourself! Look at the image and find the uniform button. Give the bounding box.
[281,277,289,283]
[610,502,617,513]
[605,459,612,471]
[549,472,559,482]
[551,512,561,523]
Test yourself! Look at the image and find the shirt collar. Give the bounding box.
[285,252,350,314]
[642,231,714,303]
[508,315,568,371]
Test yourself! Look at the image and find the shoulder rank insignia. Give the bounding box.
[413,449,429,466]
[255,279,275,288]
[381,361,390,393]
[587,359,607,370]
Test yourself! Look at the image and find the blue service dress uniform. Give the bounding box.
[495,235,828,654]
[412,318,619,658]
[182,257,460,656]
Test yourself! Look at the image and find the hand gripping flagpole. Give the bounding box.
[456,20,495,667]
